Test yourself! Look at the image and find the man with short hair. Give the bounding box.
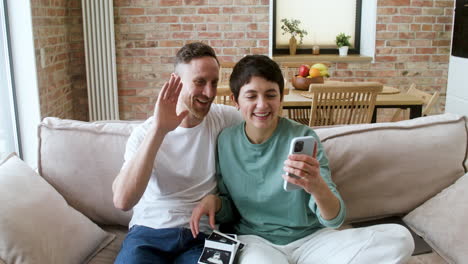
[113,42,241,264]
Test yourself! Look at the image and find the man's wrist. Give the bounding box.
[150,123,171,137]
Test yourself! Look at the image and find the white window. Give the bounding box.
[271,0,376,57]
[2,0,41,167]
[0,0,20,160]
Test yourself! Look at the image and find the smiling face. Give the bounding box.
[177,56,219,123]
[234,76,282,133]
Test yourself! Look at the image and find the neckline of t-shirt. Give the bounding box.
[174,116,207,133]
[241,117,284,149]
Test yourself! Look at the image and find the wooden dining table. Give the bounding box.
[217,85,424,123]
[283,89,424,123]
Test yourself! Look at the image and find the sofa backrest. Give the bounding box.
[38,114,468,226]
[315,113,468,223]
[38,117,140,226]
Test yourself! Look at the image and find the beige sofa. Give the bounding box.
[0,113,466,264]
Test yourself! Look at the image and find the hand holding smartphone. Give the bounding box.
[283,136,316,191]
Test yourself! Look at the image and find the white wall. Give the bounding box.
[446,56,468,116]
[360,0,377,60]
[6,0,41,168]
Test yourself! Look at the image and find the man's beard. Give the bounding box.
[184,96,214,120]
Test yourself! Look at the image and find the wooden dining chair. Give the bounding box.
[308,82,383,126]
[219,61,236,85]
[215,87,234,106]
[391,83,440,121]
[215,62,236,106]
[216,87,290,107]
[279,63,296,89]
[288,108,311,125]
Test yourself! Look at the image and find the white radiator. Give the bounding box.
[82,0,119,120]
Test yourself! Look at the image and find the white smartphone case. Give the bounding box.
[283,136,316,191]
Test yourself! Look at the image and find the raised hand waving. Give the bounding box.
[153,73,189,133]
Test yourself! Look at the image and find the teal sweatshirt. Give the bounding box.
[215,117,346,245]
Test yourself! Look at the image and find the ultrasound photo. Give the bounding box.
[207,232,238,245]
[198,248,231,264]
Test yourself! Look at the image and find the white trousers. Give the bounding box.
[237,224,414,264]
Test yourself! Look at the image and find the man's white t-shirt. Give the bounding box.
[123,104,242,233]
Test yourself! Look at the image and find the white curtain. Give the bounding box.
[276,0,357,48]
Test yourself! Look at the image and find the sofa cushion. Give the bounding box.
[38,117,140,226]
[404,172,468,264]
[0,153,115,264]
[314,113,467,222]
[88,225,127,264]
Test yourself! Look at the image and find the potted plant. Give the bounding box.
[280,18,308,56]
[335,32,351,56]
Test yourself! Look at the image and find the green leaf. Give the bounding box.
[280,18,308,45]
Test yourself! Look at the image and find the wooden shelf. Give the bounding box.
[273,54,373,65]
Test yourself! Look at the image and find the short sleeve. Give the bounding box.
[216,104,242,128]
[121,118,152,171]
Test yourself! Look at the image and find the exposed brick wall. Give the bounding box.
[33,0,453,121]
[31,0,88,121]
[113,0,453,120]
[68,0,88,121]
[330,0,454,118]
[114,0,269,120]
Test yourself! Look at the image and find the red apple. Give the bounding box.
[298,64,310,77]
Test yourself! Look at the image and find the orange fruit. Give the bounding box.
[309,68,321,78]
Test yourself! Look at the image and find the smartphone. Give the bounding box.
[283,136,316,191]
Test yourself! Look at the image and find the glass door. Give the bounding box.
[0,0,20,160]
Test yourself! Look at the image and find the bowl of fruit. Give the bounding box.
[291,64,329,91]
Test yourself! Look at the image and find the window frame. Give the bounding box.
[0,0,21,159]
[3,0,41,167]
[272,0,363,55]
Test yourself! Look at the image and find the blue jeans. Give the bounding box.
[115,225,207,264]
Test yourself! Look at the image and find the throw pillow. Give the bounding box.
[403,172,468,264]
[0,153,115,264]
[314,113,467,222]
[38,117,138,226]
